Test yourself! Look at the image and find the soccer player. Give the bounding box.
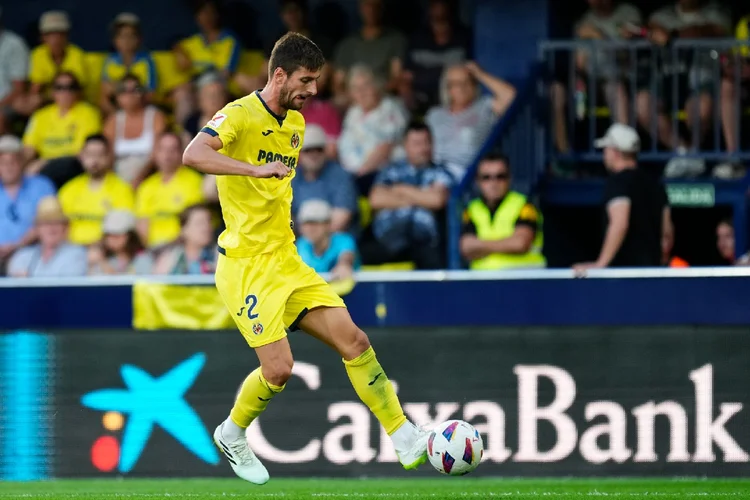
[182,32,428,485]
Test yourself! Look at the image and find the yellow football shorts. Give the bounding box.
[215,243,346,348]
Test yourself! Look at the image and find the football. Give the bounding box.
[427,420,484,476]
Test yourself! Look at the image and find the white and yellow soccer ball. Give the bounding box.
[427,420,484,476]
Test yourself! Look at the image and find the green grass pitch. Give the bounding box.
[1,478,749,499]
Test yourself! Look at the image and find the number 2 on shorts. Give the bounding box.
[244,294,259,319]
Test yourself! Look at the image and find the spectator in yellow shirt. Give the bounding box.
[22,72,101,188]
[58,135,134,245]
[136,132,203,248]
[100,13,158,116]
[174,0,241,82]
[27,11,88,111]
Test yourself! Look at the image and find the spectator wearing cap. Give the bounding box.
[22,72,101,188]
[573,124,672,271]
[88,210,153,275]
[100,13,158,116]
[28,11,88,110]
[296,199,359,279]
[6,195,87,278]
[0,7,30,130]
[292,124,357,233]
[0,135,56,269]
[103,74,167,184]
[366,122,452,269]
[58,135,134,246]
[460,153,545,270]
[136,132,204,248]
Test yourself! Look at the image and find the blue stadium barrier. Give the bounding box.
[446,65,544,270]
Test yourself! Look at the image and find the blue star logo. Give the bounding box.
[81,353,220,473]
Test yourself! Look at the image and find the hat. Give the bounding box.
[111,12,141,32]
[298,199,332,223]
[594,123,640,153]
[102,210,136,234]
[302,124,327,151]
[0,135,21,153]
[35,196,68,224]
[39,11,71,34]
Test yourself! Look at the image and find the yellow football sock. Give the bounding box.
[229,367,285,428]
[344,346,407,435]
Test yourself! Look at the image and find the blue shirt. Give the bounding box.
[7,243,87,277]
[297,233,360,273]
[291,162,358,218]
[0,176,56,245]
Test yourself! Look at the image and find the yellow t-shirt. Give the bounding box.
[179,31,241,76]
[737,16,750,57]
[58,172,135,245]
[201,91,304,257]
[101,51,158,92]
[29,44,88,89]
[135,166,205,247]
[22,102,101,159]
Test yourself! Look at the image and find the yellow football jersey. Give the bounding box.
[29,44,88,89]
[201,91,305,257]
[58,172,135,245]
[179,31,241,76]
[22,102,101,159]
[135,166,205,247]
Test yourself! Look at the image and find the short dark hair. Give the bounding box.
[268,32,325,80]
[478,151,510,175]
[53,71,82,90]
[84,134,110,149]
[180,203,213,228]
[406,121,431,137]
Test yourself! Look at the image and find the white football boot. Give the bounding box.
[213,423,270,485]
[396,426,430,470]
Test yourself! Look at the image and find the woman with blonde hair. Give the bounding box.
[425,61,516,180]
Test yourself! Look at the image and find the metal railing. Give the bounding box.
[539,38,750,162]
[446,65,543,269]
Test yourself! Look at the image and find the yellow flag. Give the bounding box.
[133,282,235,330]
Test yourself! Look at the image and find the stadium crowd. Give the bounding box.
[1,0,748,279]
[0,0,532,280]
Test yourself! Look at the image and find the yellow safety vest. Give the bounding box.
[467,192,546,270]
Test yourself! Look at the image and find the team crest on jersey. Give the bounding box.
[290,131,300,149]
[208,113,227,128]
[252,323,264,335]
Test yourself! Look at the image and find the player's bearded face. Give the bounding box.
[279,68,320,111]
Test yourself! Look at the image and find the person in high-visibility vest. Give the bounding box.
[460,152,545,270]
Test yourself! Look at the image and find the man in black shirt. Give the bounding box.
[573,124,672,272]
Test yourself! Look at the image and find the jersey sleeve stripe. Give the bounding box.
[200,127,219,137]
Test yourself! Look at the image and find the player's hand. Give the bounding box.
[254,161,291,179]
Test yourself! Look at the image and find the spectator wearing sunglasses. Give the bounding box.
[460,153,545,270]
[100,13,158,116]
[102,74,166,185]
[0,135,55,272]
[292,124,357,233]
[21,72,101,188]
[27,11,88,112]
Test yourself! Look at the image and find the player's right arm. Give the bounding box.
[183,106,290,179]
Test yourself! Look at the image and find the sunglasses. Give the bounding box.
[479,173,509,181]
[53,83,79,92]
[303,147,325,154]
[118,86,144,94]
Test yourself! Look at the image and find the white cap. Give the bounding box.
[0,135,22,153]
[302,124,327,150]
[298,199,332,223]
[111,12,141,31]
[39,11,71,34]
[594,123,640,153]
[102,210,136,234]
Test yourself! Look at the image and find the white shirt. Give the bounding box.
[338,96,408,174]
[0,30,29,101]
